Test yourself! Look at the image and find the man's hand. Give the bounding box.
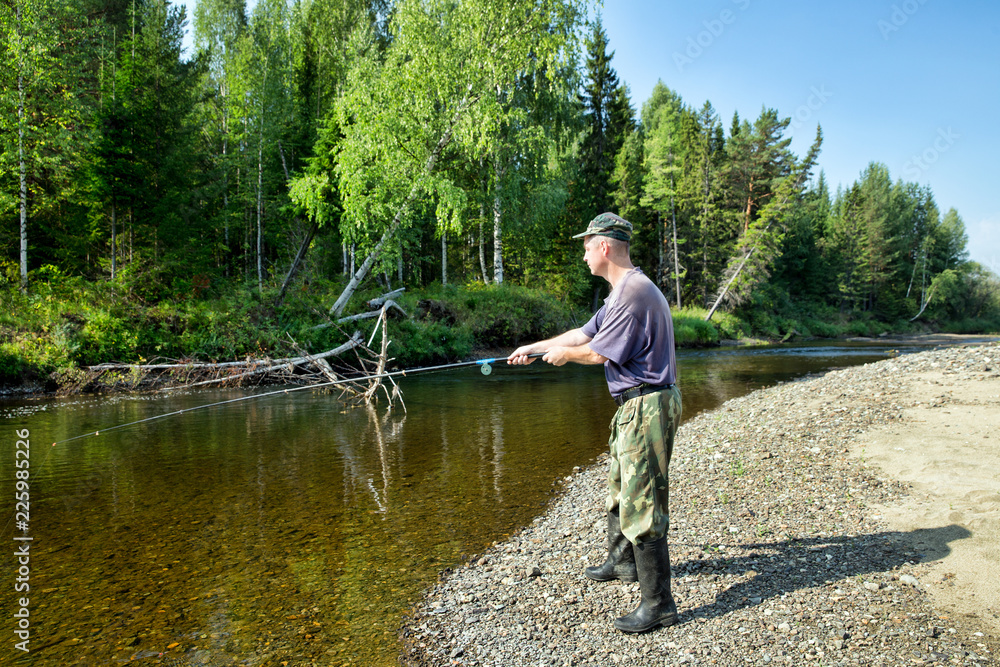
[543,346,571,366]
[507,329,598,366]
[507,344,543,365]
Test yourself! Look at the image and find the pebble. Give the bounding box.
[401,343,1000,666]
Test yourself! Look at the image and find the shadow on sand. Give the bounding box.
[675,524,971,620]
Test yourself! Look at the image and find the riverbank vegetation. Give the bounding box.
[3,0,999,391]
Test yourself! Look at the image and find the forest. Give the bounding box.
[2,0,999,387]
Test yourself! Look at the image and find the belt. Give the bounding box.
[613,383,674,406]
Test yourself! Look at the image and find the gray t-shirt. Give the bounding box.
[581,268,677,397]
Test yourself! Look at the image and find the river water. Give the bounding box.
[0,341,938,665]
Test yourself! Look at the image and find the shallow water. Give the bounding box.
[0,341,929,665]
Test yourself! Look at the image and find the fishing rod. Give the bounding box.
[47,352,546,449]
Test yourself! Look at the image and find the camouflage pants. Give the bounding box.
[606,386,682,545]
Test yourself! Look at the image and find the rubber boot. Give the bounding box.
[584,508,638,583]
[613,537,678,633]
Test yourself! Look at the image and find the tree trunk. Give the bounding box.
[441,231,448,285]
[17,6,28,293]
[705,243,759,322]
[909,281,938,322]
[478,213,489,284]
[256,63,268,294]
[222,92,229,273]
[274,220,320,308]
[657,214,665,288]
[493,188,503,284]
[256,134,264,293]
[111,199,117,281]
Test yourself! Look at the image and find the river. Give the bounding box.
[0,341,947,665]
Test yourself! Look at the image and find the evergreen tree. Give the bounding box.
[685,100,726,307]
[771,170,832,307]
[706,124,821,320]
[639,81,684,300]
[724,107,794,238]
[578,17,631,220]
[91,0,204,286]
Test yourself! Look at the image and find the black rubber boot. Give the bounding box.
[585,508,638,582]
[613,537,678,633]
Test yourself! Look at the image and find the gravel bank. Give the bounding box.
[401,342,1000,666]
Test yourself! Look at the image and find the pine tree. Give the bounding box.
[578,17,631,220]
[639,81,684,300]
[686,100,726,307]
[93,0,204,283]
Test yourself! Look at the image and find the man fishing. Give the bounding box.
[507,212,682,633]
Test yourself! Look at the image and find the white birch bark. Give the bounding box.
[441,231,448,285]
[17,1,27,291]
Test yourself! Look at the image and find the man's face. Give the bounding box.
[582,236,604,276]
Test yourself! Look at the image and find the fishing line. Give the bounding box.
[46,352,545,449]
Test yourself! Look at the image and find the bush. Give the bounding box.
[671,307,720,346]
[75,310,139,365]
[942,316,1000,335]
[802,317,840,338]
[388,319,473,367]
[460,283,579,348]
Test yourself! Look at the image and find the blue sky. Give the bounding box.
[597,0,1000,273]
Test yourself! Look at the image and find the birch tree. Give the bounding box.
[0,0,86,290]
[324,0,586,316]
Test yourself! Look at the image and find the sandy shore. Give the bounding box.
[854,356,1000,635]
[402,342,1000,666]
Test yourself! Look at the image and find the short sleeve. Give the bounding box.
[586,305,644,365]
[581,306,605,339]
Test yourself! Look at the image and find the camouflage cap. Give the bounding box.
[571,212,633,242]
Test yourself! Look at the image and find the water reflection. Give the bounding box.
[0,341,945,665]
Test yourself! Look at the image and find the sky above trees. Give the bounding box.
[597,0,1000,273]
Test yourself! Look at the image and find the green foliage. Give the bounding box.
[671,307,719,346]
[388,319,474,368]
[459,283,580,348]
[75,310,139,365]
